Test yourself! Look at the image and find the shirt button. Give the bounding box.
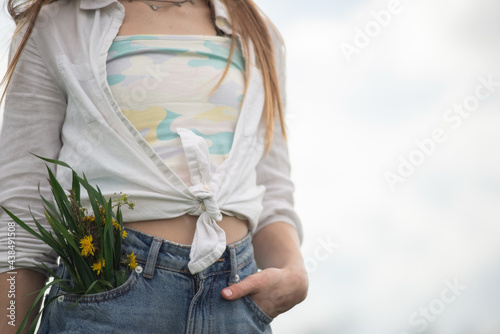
[201,202,207,211]
[216,17,226,27]
[204,184,210,191]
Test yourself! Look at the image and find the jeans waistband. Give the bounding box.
[122,227,254,280]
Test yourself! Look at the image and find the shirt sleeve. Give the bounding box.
[0,25,66,276]
[253,22,303,243]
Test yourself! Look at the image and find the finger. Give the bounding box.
[221,271,263,300]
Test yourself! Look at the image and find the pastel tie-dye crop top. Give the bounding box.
[106,35,245,186]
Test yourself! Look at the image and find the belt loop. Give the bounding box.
[229,247,239,284]
[144,237,162,279]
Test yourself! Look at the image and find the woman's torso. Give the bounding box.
[117,0,249,244]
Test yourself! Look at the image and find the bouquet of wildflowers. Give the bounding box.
[1,157,136,334]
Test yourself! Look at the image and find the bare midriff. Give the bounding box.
[124,215,249,245]
[117,1,248,245]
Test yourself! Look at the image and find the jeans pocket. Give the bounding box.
[37,265,145,334]
[242,294,274,325]
[236,259,274,326]
[54,263,141,304]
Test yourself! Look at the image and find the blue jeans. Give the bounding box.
[37,228,273,333]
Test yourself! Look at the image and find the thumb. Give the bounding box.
[221,272,261,300]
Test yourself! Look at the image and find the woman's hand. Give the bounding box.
[221,264,308,318]
[221,222,308,318]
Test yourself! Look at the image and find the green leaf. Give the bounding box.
[114,206,124,269]
[46,166,74,229]
[8,155,134,319]
[43,212,68,251]
[1,207,44,242]
[30,153,73,169]
[30,213,66,256]
[72,170,81,205]
[16,278,69,334]
[46,212,79,253]
[24,294,59,334]
[41,264,73,293]
[38,183,63,222]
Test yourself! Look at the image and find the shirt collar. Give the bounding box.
[79,0,231,22]
[79,0,233,34]
[210,0,229,21]
[79,0,116,10]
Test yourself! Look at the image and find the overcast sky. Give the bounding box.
[2,1,500,333]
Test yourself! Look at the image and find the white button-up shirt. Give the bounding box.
[0,0,302,275]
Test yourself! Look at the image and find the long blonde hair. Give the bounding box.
[1,0,286,150]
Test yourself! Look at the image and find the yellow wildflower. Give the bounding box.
[79,235,95,257]
[122,230,127,239]
[82,215,95,224]
[99,206,107,225]
[92,259,105,275]
[127,252,137,270]
[112,219,120,230]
